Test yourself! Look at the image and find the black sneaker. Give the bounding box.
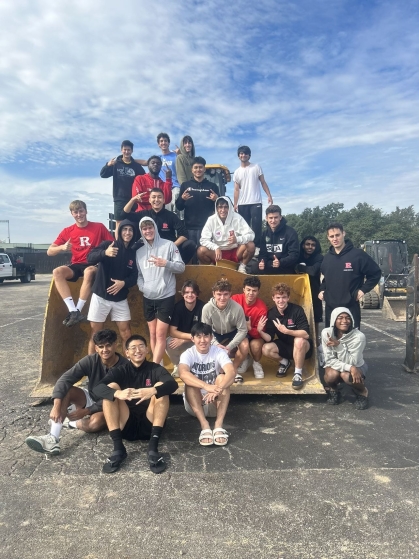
[276,360,291,377]
[62,313,71,326]
[326,390,341,405]
[292,373,303,390]
[66,310,86,327]
[354,393,369,410]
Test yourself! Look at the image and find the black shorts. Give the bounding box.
[66,263,91,282]
[213,329,237,346]
[273,338,313,361]
[114,200,128,221]
[143,295,175,324]
[121,409,153,441]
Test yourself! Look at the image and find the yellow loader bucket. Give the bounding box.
[382,296,407,321]
[32,266,324,398]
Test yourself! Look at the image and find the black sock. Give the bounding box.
[109,429,125,453]
[148,426,163,453]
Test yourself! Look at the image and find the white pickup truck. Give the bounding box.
[0,253,36,283]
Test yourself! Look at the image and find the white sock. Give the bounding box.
[68,420,78,429]
[64,297,77,312]
[50,420,63,440]
[76,299,86,312]
[280,358,289,365]
[294,367,303,376]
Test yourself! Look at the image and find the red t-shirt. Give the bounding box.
[53,222,113,264]
[131,174,172,211]
[231,294,268,339]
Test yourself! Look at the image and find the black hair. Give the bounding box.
[149,187,164,196]
[121,140,134,150]
[327,222,344,234]
[266,205,282,216]
[333,312,353,338]
[157,132,170,143]
[147,155,162,166]
[181,279,200,296]
[183,135,193,144]
[192,156,206,166]
[93,329,117,346]
[125,334,147,350]
[299,235,322,258]
[216,198,229,207]
[243,276,261,289]
[237,145,251,157]
[191,322,212,337]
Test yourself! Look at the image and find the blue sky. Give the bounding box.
[0,0,418,243]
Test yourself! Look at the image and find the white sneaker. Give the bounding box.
[237,358,249,374]
[237,263,247,274]
[25,434,60,455]
[171,365,179,378]
[253,361,264,379]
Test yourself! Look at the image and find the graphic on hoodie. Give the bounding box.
[199,196,255,251]
[136,217,185,300]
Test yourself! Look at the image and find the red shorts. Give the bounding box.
[212,249,239,264]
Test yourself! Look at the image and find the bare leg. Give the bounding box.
[293,337,309,369]
[197,246,215,265]
[340,371,368,396]
[323,367,341,389]
[102,382,130,431]
[116,320,132,352]
[250,338,264,362]
[52,266,75,301]
[184,386,212,443]
[153,320,170,364]
[115,221,121,240]
[213,375,231,444]
[234,338,249,370]
[262,342,282,362]
[146,382,169,427]
[89,321,105,355]
[79,266,97,301]
[147,319,157,357]
[76,412,107,433]
[236,242,255,265]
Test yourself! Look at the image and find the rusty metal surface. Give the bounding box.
[382,296,407,321]
[32,265,323,396]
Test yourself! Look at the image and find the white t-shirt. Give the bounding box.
[234,163,264,205]
[179,345,232,388]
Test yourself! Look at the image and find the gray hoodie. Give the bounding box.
[136,217,185,300]
[176,135,196,186]
[201,297,247,351]
[321,307,366,371]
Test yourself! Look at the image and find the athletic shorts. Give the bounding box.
[67,387,96,412]
[273,338,313,361]
[213,329,237,346]
[211,248,239,264]
[183,393,217,418]
[66,263,91,282]
[87,293,131,322]
[121,408,153,441]
[143,295,175,324]
[113,200,129,221]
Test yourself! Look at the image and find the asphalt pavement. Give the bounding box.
[1,275,418,559]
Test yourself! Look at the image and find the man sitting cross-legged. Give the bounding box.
[25,329,127,456]
[198,196,255,274]
[261,283,313,390]
[93,335,178,474]
[231,275,268,379]
[179,322,236,446]
[201,279,248,383]
[165,280,205,377]
[321,307,369,409]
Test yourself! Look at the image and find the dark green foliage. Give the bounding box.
[286,204,419,258]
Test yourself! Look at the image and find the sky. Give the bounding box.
[0,0,418,243]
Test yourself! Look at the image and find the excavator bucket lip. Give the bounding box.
[32,265,324,397]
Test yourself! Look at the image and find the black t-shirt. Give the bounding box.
[170,299,204,333]
[265,302,310,345]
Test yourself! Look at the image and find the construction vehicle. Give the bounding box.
[361,239,410,320]
[31,265,324,399]
[0,250,36,284]
[204,164,231,196]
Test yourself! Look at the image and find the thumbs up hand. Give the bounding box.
[105,241,119,257]
[273,255,280,268]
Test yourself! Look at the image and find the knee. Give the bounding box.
[262,343,272,357]
[87,413,106,432]
[247,242,255,253]
[83,267,97,281]
[154,382,163,387]
[53,266,65,279]
[197,246,205,258]
[324,368,340,384]
[294,337,308,350]
[239,339,249,353]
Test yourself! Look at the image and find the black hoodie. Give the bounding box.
[258,217,299,273]
[320,239,381,309]
[295,236,323,291]
[87,220,138,302]
[100,155,145,202]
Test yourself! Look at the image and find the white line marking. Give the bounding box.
[362,320,406,344]
[0,313,44,328]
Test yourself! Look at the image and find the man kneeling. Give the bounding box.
[179,323,236,446]
[26,329,126,456]
[93,335,178,474]
[321,307,369,409]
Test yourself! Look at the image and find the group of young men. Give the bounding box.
[24,135,382,475]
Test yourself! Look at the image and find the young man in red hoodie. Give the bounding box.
[231,276,268,378]
[131,155,172,212]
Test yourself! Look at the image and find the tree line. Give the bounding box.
[282,203,419,259]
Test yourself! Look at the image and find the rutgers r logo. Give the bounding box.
[345,262,352,269]
[146,379,151,386]
[79,237,91,247]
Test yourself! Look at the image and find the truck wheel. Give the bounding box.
[21,271,32,283]
[0,278,4,283]
[360,292,372,309]
[369,291,380,309]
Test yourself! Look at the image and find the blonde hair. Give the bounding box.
[69,200,86,212]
